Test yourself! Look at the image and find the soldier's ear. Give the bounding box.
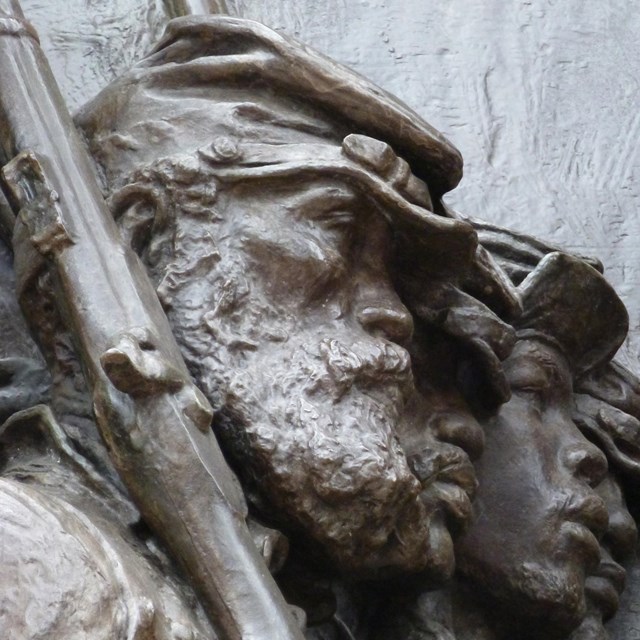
[108,183,166,256]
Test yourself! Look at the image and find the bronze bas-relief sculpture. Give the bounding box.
[0,6,638,640]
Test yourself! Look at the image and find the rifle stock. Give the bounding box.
[0,4,303,639]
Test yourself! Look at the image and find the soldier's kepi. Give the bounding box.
[76,14,517,393]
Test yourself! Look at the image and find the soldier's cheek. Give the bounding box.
[242,231,349,308]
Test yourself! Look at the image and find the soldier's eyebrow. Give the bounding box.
[300,183,358,206]
[294,183,360,220]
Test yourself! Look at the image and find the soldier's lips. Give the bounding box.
[585,560,626,620]
[419,461,477,533]
[559,522,602,571]
[558,493,609,571]
[434,459,478,496]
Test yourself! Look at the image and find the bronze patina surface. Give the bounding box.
[0,3,638,640]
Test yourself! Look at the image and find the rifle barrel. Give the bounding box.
[0,5,303,639]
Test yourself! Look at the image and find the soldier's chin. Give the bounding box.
[379,512,455,589]
[458,555,587,637]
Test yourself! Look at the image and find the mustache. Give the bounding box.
[318,338,412,397]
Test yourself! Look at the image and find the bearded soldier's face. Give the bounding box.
[152,171,483,580]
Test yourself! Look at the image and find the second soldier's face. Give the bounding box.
[456,339,610,637]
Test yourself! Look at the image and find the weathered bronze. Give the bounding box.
[0,5,638,640]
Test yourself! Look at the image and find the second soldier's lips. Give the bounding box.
[559,521,602,573]
[557,492,608,576]
[561,493,609,541]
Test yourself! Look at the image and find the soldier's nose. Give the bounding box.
[562,440,608,488]
[357,297,414,344]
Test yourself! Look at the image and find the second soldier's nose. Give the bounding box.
[562,441,608,488]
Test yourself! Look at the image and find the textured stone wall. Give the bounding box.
[21,0,640,367]
[23,0,168,111]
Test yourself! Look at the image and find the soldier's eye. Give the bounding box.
[514,384,547,395]
[312,209,356,230]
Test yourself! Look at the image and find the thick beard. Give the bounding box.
[171,295,433,576]
[229,336,431,569]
